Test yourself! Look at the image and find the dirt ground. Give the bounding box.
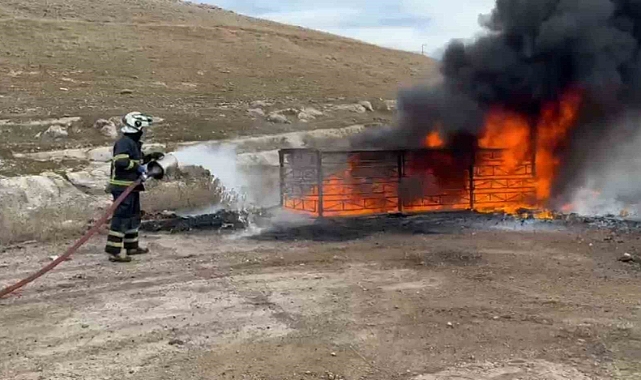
[1,213,641,380]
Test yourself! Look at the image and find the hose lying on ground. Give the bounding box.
[0,180,141,299]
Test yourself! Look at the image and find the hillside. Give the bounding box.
[0,0,438,154]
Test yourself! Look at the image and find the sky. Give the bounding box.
[201,0,497,58]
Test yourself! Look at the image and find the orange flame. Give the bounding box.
[478,107,530,172]
[285,87,583,218]
[534,88,583,201]
[424,131,444,148]
[476,88,583,216]
[288,156,399,217]
[321,162,394,217]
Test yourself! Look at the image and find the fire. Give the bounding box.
[424,131,444,148]
[474,87,583,216]
[321,168,394,217]
[284,87,584,219]
[288,155,400,217]
[478,107,530,172]
[534,88,583,201]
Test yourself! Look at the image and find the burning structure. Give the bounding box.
[279,147,538,217]
[281,0,641,218]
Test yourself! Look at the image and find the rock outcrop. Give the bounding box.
[3,126,367,216]
[358,100,374,112]
[0,172,90,211]
[65,163,111,195]
[298,107,324,121]
[40,125,68,140]
[247,108,266,118]
[384,99,397,111]
[250,100,269,108]
[267,112,290,124]
[14,144,167,162]
[329,104,367,113]
[94,119,119,139]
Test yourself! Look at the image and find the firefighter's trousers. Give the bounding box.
[105,190,141,255]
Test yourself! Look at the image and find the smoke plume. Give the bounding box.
[352,0,641,210]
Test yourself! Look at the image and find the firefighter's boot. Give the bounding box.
[127,247,149,256]
[109,252,132,263]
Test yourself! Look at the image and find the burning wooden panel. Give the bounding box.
[280,149,320,214]
[473,150,537,213]
[320,151,400,217]
[401,149,472,212]
[279,148,538,217]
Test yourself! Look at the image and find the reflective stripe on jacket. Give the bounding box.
[109,134,145,190]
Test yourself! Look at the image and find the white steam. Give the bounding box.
[565,115,641,219]
[173,144,244,193]
[567,187,631,217]
[171,143,280,213]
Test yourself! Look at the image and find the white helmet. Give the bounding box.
[121,111,153,134]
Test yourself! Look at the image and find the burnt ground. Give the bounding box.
[1,212,641,379]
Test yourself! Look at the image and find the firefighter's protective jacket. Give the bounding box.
[109,134,146,191]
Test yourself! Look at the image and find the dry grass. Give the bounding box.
[142,178,226,214]
[141,165,238,213]
[0,166,232,245]
[0,180,224,246]
[0,203,95,245]
[0,183,224,246]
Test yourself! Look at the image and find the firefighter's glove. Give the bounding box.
[137,164,149,182]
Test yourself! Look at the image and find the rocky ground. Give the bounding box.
[1,212,641,380]
[0,0,435,160]
[0,0,434,245]
[0,103,386,176]
[0,119,369,244]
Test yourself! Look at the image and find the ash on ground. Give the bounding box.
[557,212,641,231]
[140,207,641,241]
[140,208,272,233]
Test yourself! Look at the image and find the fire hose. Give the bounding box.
[0,154,178,299]
[0,180,140,298]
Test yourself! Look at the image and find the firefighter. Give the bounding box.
[105,112,164,263]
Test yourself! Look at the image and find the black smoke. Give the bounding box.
[351,0,641,206]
